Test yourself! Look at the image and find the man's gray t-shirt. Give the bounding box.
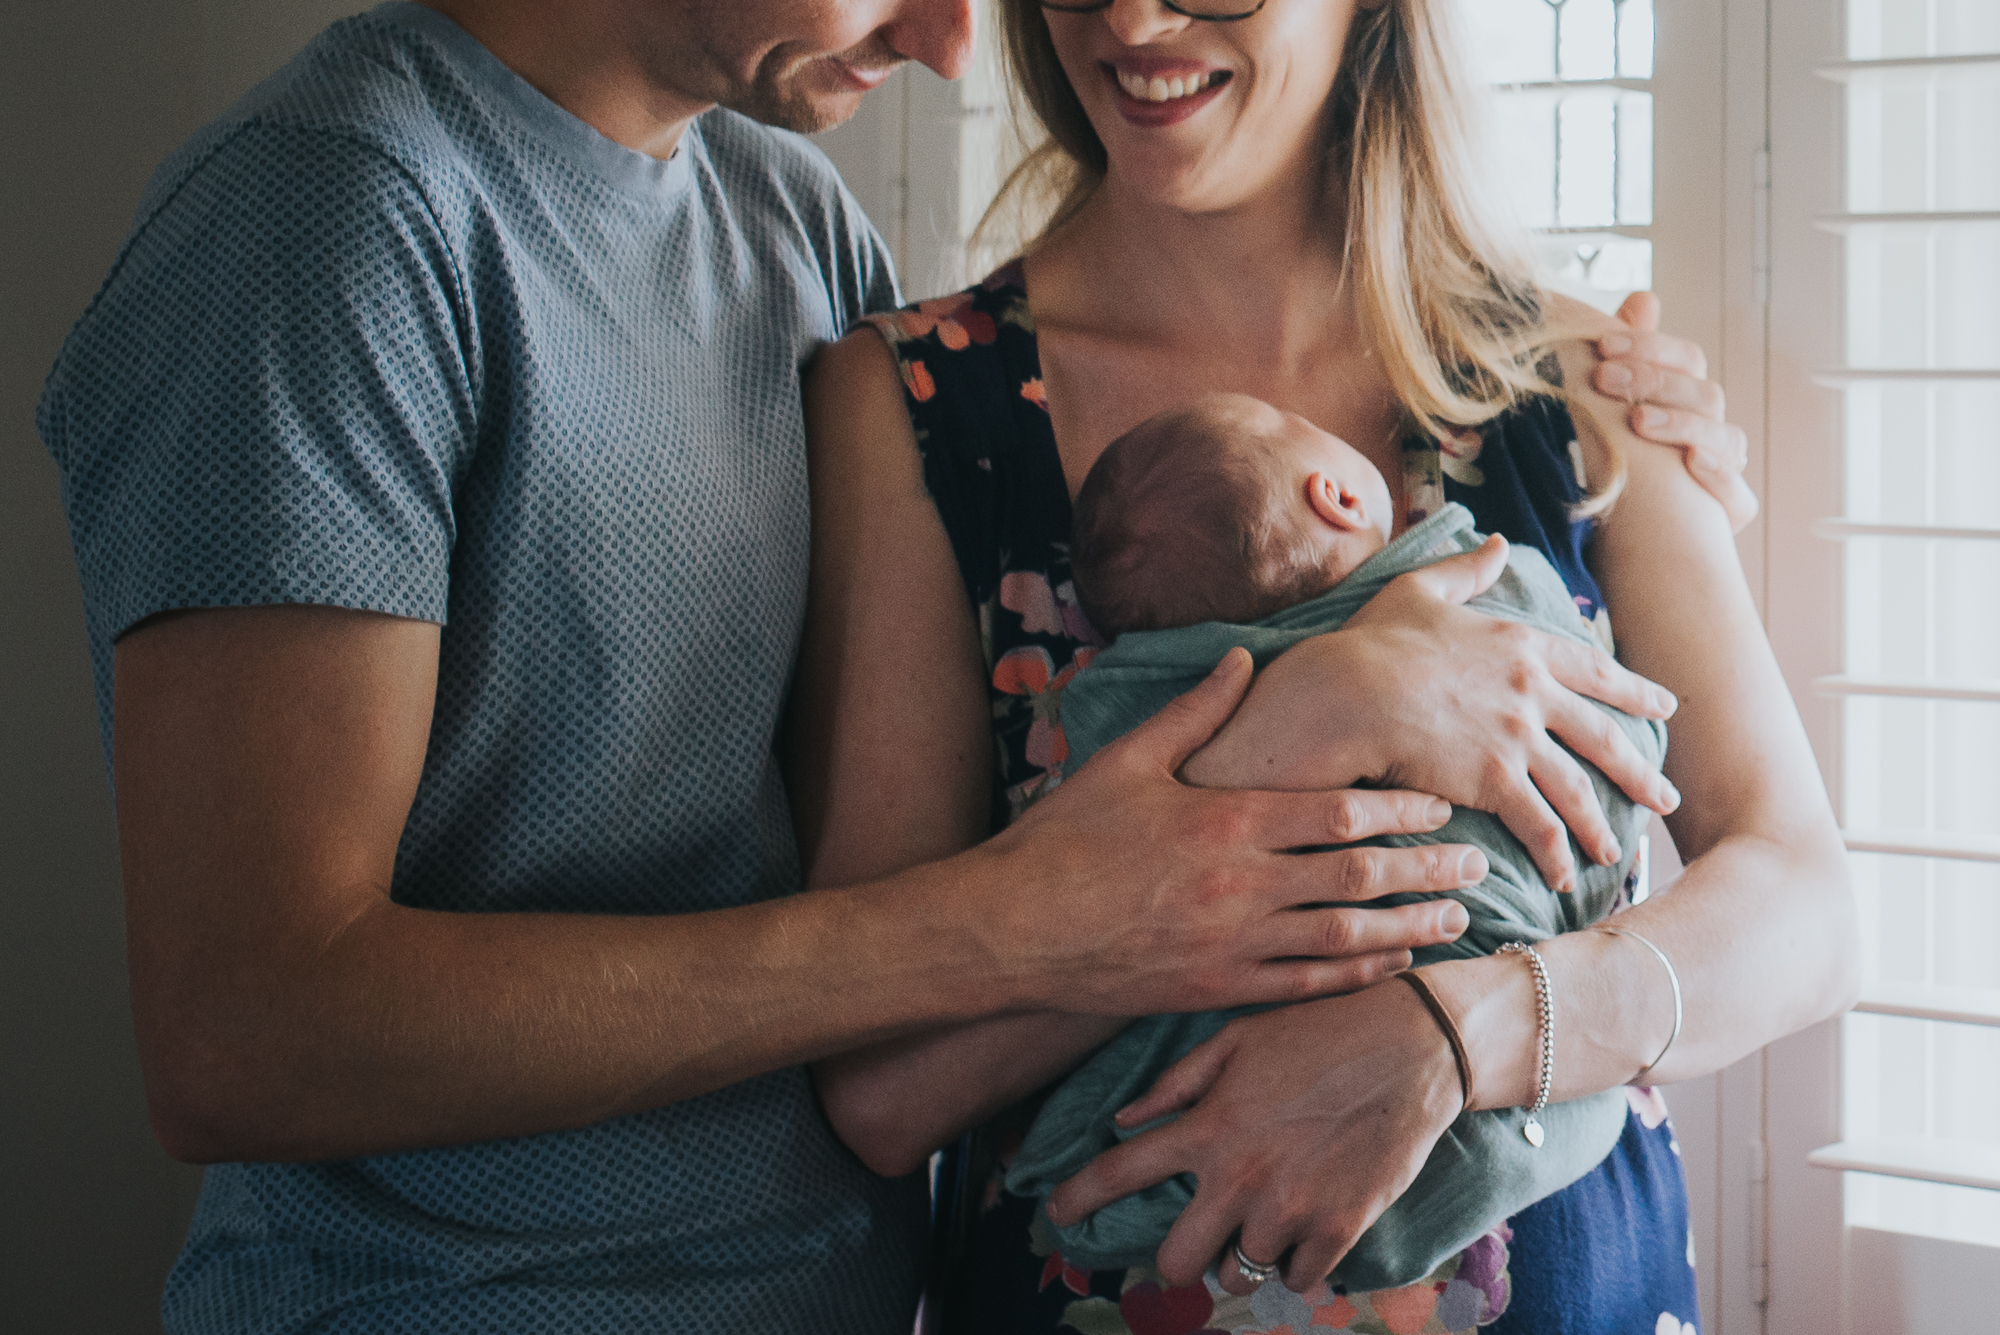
[37,4,919,1330]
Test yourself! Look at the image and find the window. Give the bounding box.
[1800,0,2000,1252]
[1464,0,1658,300]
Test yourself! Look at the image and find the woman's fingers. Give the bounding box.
[1541,634,1677,720]
[1116,1030,1238,1127]
[1634,408,1759,531]
[1045,1120,1183,1228]
[1598,325,1709,381]
[1594,358,1726,419]
[1540,676,1681,815]
[1283,1230,1356,1296]
[1159,1185,1255,1290]
[1483,767,1580,893]
[1528,736,1621,869]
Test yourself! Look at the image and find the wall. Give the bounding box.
[1,4,357,1329]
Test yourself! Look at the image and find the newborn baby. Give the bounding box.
[1006,393,1665,1291]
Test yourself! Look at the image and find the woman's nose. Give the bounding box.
[1102,0,1195,47]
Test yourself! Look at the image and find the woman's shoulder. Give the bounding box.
[859,262,1043,408]
[853,262,1065,524]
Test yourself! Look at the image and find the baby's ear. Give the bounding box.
[1305,472,1373,532]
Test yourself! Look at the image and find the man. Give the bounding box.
[38,0,1743,1329]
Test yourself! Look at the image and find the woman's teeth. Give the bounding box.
[1116,68,1219,103]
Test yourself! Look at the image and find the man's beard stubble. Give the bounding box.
[719,40,905,135]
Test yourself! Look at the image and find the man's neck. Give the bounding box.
[419,0,706,160]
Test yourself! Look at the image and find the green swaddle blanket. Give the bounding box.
[1006,503,1666,1291]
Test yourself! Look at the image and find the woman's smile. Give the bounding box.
[1049,0,1357,212]
[1106,59,1233,125]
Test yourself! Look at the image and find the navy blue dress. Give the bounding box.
[863,267,1701,1335]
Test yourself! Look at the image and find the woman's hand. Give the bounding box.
[1587,291,1758,532]
[1183,534,1680,894]
[1044,978,1464,1295]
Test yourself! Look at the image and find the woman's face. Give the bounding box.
[1042,0,1368,215]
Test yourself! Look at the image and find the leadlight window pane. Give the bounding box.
[1463,0,1654,297]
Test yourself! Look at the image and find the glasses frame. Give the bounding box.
[1038,0,1269,22]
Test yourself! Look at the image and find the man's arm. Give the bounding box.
[115,603,1001,1162]
[120,597,1455,1164]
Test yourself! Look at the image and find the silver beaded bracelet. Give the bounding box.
[1496,941,1553,1148]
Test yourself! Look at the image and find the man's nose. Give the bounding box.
[885,0,976,81]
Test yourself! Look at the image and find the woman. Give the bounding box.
[790,0,1857,1330]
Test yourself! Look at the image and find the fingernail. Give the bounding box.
[1441,902,1469,935]
[1639,405,1668,430]
[1600,838,1622,866]
[1426,798,1452,826]
[1600,332,1633,356]
[1598,362,1633,392]
[1457,849,1488,883]
[1653,687,1678,716]
[1660,779,1682,811]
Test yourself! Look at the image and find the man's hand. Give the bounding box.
[980,647,1483,1016]
[1594,291,1758,531]
[117,610,1480,1165]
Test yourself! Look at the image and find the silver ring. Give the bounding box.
[1231,1240,1281,1285]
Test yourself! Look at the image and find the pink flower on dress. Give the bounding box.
[991,644,1099,781]
[991,646,1069,772]
[999,571,1106,646]
[894,292,997,349]
[1002,571,1067,637]
[1020,377,1049,411]
[1627,1084,1671,1129]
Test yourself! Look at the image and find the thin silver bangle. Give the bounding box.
[1603,927,1683,1083]
[1496,941,1553,1147]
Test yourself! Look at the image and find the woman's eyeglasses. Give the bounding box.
[1038,0,1269,22]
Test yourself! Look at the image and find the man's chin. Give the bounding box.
[723,85,867,136]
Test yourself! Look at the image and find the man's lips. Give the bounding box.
[826,58,899,92]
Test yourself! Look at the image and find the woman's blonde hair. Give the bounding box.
[979,0,1623,515]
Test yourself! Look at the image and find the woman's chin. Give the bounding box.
[1099,156,1271,219]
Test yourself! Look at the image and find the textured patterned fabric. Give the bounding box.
[39,4,923,1330]
[865,269,1700,1334]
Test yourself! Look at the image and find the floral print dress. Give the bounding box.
[862,266,1701,1335]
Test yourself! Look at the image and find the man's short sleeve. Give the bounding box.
[40,121,476,649]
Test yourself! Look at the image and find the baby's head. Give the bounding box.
[1071,393,1394,639]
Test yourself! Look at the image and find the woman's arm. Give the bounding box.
[1046,345,1857,1293]
[1418,340,1859,1095]
[793,331,1482,1176]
